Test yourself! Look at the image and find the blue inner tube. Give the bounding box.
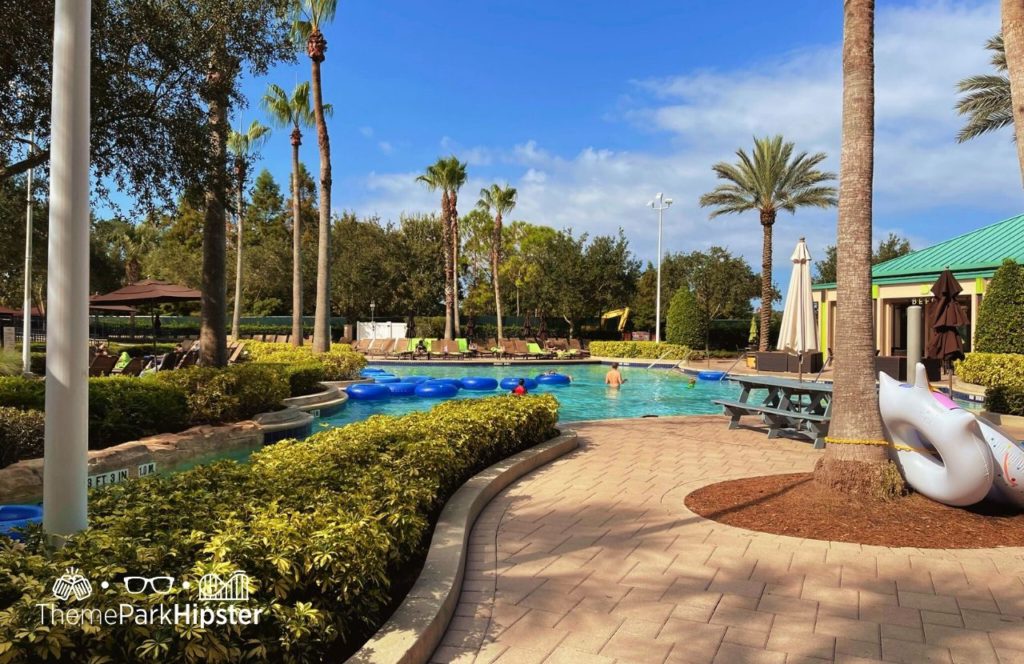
[500,377,539,391]
[535,373,571,385]
[415,382,458,398]
[346,383,391,400]
[403,376,431,384]
[459,376,498,391]
[360,368,387,375]
[387,382,418,396]
[373,374,401,384]
[423,378,461,388]
[697,370,726,381]
[0,504,43,540]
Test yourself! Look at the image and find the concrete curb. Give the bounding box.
[348,430,580,664]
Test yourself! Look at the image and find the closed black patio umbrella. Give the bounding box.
[926,268,968,366]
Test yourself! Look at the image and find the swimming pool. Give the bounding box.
[318,363,742,427]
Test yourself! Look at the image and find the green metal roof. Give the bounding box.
[814,212,1024,291]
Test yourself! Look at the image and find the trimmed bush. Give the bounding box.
[0,407,44,468]
[280,362,327,396]
[665,288,704,349]
[975,259,1024,354]
[986,385,1024,417]
[0,376,45,411]
[955,352,1024,390]
[0,395,560,662]
[588,340,690,360]
[151,364,290,425]
[244,341,365,382]
[88,377,189,447]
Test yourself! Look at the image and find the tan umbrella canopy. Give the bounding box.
[90,279,200,306]
[776,238,819,378]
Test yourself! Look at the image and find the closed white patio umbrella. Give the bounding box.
[776,237,819,380]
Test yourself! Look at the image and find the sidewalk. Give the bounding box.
[433,416,1024,664]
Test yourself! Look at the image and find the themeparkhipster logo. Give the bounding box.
[37,569,264,628]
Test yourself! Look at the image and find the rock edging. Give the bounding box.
[348,430,579,664]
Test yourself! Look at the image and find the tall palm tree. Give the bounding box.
[956,35,1011,143]
[699,136,837,351]
[1003,0,1024,186]
[227,120,271,341]
[293,0,337,352]
[442,156,468,337]
[477,184,518,341]
[261,81,322,346]
[815,0,899,495]
[417,161,454,340]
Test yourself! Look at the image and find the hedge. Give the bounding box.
[151,364,291,426]
[986,385,1024,417]
[666,288,704,349]
[244,341,365,382]
[974,259,1024,354]
[0,394,560,662]
[955,352,1024,390]
[588,340,690,360]
[0,407,44,469]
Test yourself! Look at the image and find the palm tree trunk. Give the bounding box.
[816,0,896,495]
[441,191,453,340]
[310,32,332,353]
[200,53,230,367]
[231,162,245,341]
[492,212,504,341]
[290,132,303,346]
[451,190,461,337]
[758,213,774,352]
[1003,0,1024,186]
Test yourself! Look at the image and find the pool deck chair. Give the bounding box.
[527,342,554,359]
[390,338,414,359]
[441,339,465,360]
[89,354,118,377]
[228,342,247,364]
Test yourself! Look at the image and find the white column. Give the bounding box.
[22,133,34,376]
[970,292,979,351]
[44,0,91,537]
[655,206,663,343]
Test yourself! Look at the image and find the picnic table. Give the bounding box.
[712,375,832,449]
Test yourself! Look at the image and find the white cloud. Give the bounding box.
[353,1,1018,283]
[377,141,394,154]
[358,126,374,138]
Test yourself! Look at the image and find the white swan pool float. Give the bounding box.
[879,363,1024,508]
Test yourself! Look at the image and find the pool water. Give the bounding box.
[318,363,742,428]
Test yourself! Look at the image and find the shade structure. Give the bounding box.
[776,238,819,357]
[90,279,200,306]
[926,268,967,361]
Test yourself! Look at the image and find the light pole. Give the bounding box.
[370,300,376,341]
[22,131,35,376]
[647,193,673,343]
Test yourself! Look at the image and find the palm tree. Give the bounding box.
[227,120,271,341]
[293,0,337,352]
[477,184,518,341]
[699,136,837,351]
[261,81,322,346]
[442,156,468,337]
[956,35,1011,143]
[814,0,900,496]
[1003,0,1024,186]
[417,161,454,340]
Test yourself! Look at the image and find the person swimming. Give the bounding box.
[512,378,527,395]
[605,363,626,388]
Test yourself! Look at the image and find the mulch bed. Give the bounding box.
[685,473,1024,548]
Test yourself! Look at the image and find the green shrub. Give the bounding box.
[151,364,290,425]
[587,340,690,360]
[88,377,189,447]
[0,407,44,468]
[665,288,705,349]
[0,376,45,410]
[0,395,560,662]
[986,385,1024,417]
[955,352,1024,390]
[280,362,327,396]
[245,341,365,381]
[975,259,1024,354]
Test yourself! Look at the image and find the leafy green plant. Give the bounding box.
[955,352,1024,389]
[986,385,1024,416]
[244,341,365,381]
[587,340,690,360]
[0,406,44,468]
[0,350,20,377]
[88,377,189,447]
[665,287,705,349]
[0,376,45,410]
[151,364,290,425]
[975,259,1024,354]
[0,395,560,662]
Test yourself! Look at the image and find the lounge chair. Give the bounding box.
[568,338,590,358]
[89,354,118,377]
[228,342,247,364]
[353,338,370,353]
[485,337,503,358]
[177,348,199,369]
[440,339,465,360]
[115,357,145,377]
[389,338,414,359]
[152,352,179,371]
[527,342,554,359]
[506,339,530,359]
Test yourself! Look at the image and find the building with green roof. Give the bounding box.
[812,213,1024,359]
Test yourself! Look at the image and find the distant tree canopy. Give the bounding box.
[814,232,912,284]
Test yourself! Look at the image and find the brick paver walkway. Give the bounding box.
[432,416,1024,664]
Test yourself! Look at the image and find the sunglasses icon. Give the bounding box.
[123,576,175,594]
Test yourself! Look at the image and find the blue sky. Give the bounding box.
[228,0,1019,285]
